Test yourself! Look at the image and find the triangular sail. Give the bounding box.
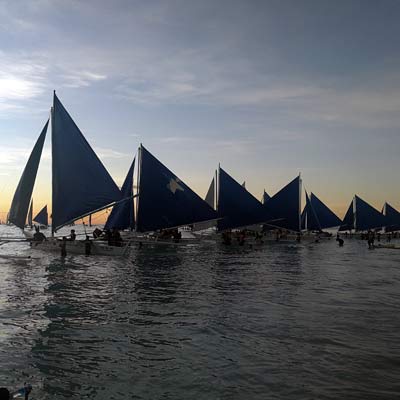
[310,192,342,229]
[52,93,121,232]
[301,191,321,231]
[8,120,48,229]
[136,145,217,232]
[354,195,386,231]
[217,167,271,231]
[263,175,302,232]
[205,177,215,209]
[339,195,386,231]
[28,200,33,228]
[105,157,135,231]
[383,202,400,232]
[261,190,270,205]
[33,205,48,226]
[339,200,354,231]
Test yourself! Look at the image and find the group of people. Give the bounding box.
[157,228,182,243]
[93,228,123,246]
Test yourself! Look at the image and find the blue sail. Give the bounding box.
[33,205,48,226]
[136,145,217,232]
[383,202,400,232]
[263,175,301,232]
[383,202,400,231]
[8,120,48,229]
[301,191,321,231]
[217,167,270,231]
[339,200,354,231]
[261,190,270,204]
[205,177,215,209]
[52,93,121,232]
[310,192,342,229]
[354,195,386,231]
[105,157,135,230]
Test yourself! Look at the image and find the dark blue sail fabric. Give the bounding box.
[217,167,270,231]
[261,190,270,205]
[354,195,386,231]
[52,94,121,231]
[263,176,301,232]
[383,202,400,231]
[8,120,48,229]
[105,158,135,230]
[136,145,217,232]
[33,205,48,226]
[310,193,342,229]
[301,191,321,231]
[339,201,354,231]
[205,177,215,209]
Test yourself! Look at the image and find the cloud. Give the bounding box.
[0,52,47,115]
[93,147,129,159]
[62,71,107,88]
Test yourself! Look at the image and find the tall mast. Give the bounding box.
[51,90,55,237]
[135,144,142,232]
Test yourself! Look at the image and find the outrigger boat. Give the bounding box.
[110,144,218,246]
[8,92,129,256]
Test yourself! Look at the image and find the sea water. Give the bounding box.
[0,225,399,399]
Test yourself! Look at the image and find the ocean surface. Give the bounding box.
[1,225,400,399]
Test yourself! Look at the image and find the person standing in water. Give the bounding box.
[61,236,67,257]
[336,233,344,246]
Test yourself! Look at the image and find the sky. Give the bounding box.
[1,0,400,222]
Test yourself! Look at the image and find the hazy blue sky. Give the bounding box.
[1,0,400,218]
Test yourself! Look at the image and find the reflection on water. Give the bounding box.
[1,226,400,399]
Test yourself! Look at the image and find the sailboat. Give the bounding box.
[382,202,400,232]
[215,166,271,232]
[261,190,270,205]
[301,192,341,231]
[263,175,302,232]
[33,205,49,228]
[10,92,127,256]
[104,157,135,231]
[339,195,386,232]
[8,121,48,230]
[301,190,321,232]
[134,144,217,242]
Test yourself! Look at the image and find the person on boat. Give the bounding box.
[61,236,67,257]
[103,229,112,244]
[110,229,123,247]
[32,225,46,242]
[222,231,232,245]
[172,229,181,243]
[69,229,76,241]
[0,388,10,400]
[84,235,91,256]
[255,231,263,243]
[237,230,246,246]
[92,228,103,239]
